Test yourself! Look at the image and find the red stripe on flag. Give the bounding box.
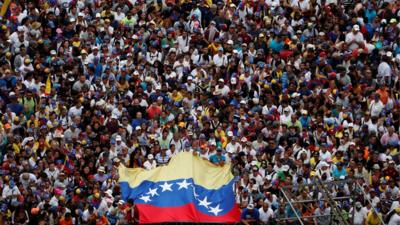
[136,203,241,224]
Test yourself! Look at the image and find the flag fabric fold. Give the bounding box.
[119,152,240,224]
[45,74,52,96]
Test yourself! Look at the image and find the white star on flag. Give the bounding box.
[208,204,222,216]
[177,179,191,190]
[140,195,151,203]
[198,196,211,209]
[160,182,173,192]
[147,187,158,197]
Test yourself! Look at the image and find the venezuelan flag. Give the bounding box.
[119,152,240,224]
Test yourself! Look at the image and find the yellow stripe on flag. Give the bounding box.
[119,152,233,189]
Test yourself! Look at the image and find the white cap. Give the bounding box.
[78,12,84,17]
[187,76,193,80]
[353,24,360,31]
[105,189,113,196]
[227,131,233,137]
[115,135,122,141]
[227,40,234,45]
[17,26,24,32]
[148,154,154,160]
[386,51,393,58]
[281,165,290,172]
[50,50,57,55]
[230,77,237,84]
[132,34,138,39]
[319,161,329,168]
[218,78,224,82]
[232,49,238,54]
[135,126,141,131]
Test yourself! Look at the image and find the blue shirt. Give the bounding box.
[132,118,147,129]
[209,154,226,165]
[7,103,24,115]
[269,39,284,53]
[240,209,260,221]
[332,167,347,179]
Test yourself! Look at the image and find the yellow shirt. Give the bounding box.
[170,92,183,102]
[332,156,344,165]
[208,43,221,55]
[27,119,39,128]
[12,143,20,154]
[366,211,382,225]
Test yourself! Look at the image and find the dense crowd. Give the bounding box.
[0,0,400,224]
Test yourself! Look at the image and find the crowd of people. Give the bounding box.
[0,0,400,224]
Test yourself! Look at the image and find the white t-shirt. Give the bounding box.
[226,142,241,154]
[259,207,274,224]
[143,160,157,170]
[345,31,365,50]
[291,0,310,11]
[377,61,392,78]
[351,207,368,225]
[388,213,400,225]
[215,85,230,96]
[212,54,228,67]
[369,100,384,117]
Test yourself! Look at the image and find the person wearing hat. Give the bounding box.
[382,159,399,180]
[345,24,365,51]
[365,208,383,225]
[143,154,157,170]
[250,166,263,186]
[225,134,241,155]
[204,21,220,43]
[214,78,230,96]
[378,52,394,85]
[212,46,228,67]
[209,147,226,166]
[240,203,260,224]
[350,201,368,225]
[332,162,347,180]
[388,208,400,225]
[2,178,21,206]
[94,166,109,183]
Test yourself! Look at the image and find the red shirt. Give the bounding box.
[147,105,161,119]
